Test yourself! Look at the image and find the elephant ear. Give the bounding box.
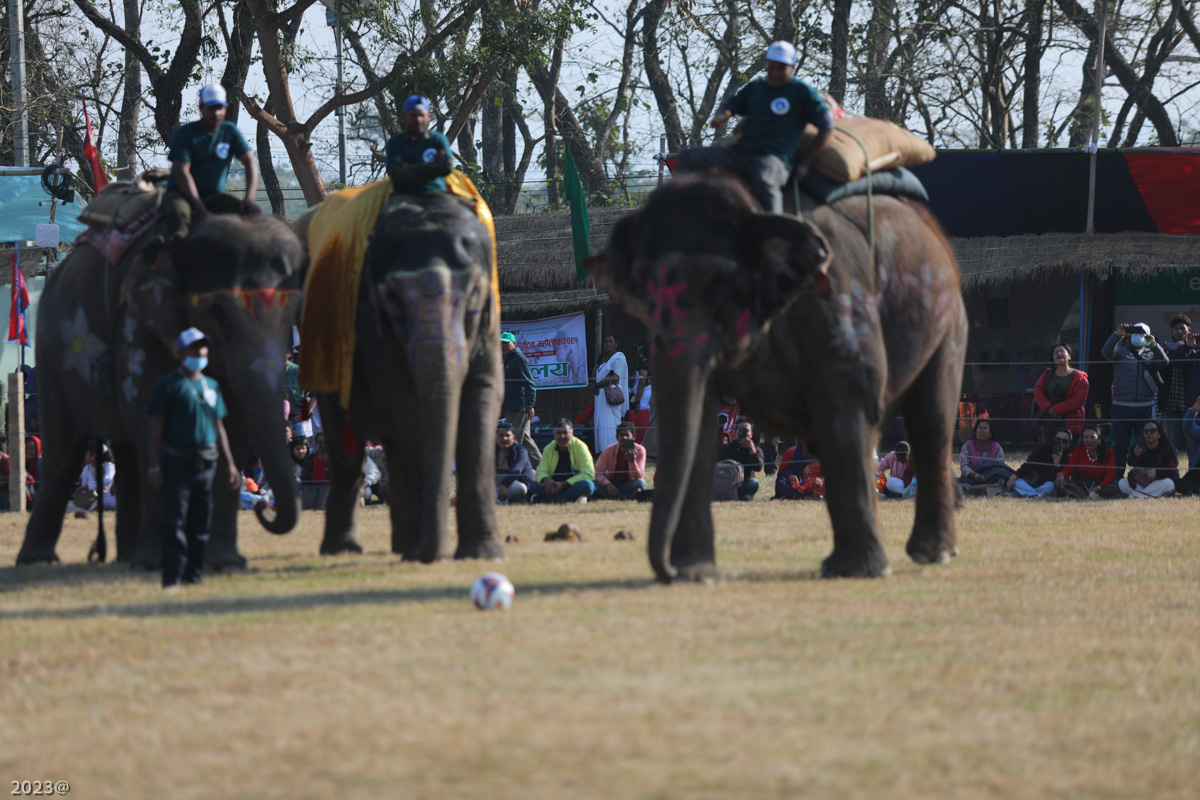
[583,210,651,324]
[740,213,833,317]
[121,238,189,354]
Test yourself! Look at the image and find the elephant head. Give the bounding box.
[124,215,305,534]
[365,202,497,561]
[586,175,832,582]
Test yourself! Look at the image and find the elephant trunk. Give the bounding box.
[415,351,464,562]
[251,406,300,535]
[647,361,711,583]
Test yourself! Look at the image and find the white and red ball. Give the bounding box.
[470,572,515,611]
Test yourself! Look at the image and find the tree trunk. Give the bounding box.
[864,0,895,119]
[642,0,687,153]
[457,118,477,172]
[481,84,503,205]
[114,0,141,180]
[1022,0,1045,148]
[502,70,518,213]
[525,62,612,202]
[258,100,286,215]
[219,0,257,126]
[830,0,851,104]
[544,35,563,208]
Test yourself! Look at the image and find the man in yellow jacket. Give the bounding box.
[529,419,595,504]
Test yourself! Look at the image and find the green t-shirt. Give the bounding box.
[721,77,833,169]
[146,371,228,448]
[166,120,251,196]
[385,130,453,193]
[285,361,304,414]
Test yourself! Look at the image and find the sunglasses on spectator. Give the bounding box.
[1056,437,1071,444]
[1143,428,1159,434]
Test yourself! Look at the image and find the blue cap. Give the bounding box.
[198,84,228,107]
[403,95,431,114]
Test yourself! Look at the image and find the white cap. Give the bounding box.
[198,84,228,107]
[177,327,209,351]
[1130,323,1151,336]
[765,41,797,65]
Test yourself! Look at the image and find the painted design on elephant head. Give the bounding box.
[646,263,691,361]
[385,267,472,369]
[122,347,146,404]
[60,307,106,384]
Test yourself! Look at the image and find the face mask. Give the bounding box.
[1130,333,1147,347]
[184,355,208,372]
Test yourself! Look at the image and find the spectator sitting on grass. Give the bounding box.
[1171,395,1200,496]
[959,419,1014,495]
[529,419,595,504]
[1055,423,1117,499]
[1007,427,1072,497]
[495,422,535,504]
[775,439,824,500]
[876,441,916,498]
[592,421,647,501]
[717,417,765,501]
[1118,419,1178,498]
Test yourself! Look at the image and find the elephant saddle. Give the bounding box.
[74,170,168,263]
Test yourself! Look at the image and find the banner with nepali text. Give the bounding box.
[502,312,588,390]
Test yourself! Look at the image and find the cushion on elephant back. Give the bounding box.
[796,117,936,183]
[798,166,930,205]
[78,178,163,231]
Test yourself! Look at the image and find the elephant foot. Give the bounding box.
[907,539,958,566]
[15,549,61,566]
[673,560,721,584]
[207,550,249,572]
[130,551,161,572]
[820,550,892,579]
[454,538,505,561]
[320,538,364,556]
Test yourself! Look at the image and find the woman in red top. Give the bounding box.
[1034,343,1089,442]
[1055,423,1117,498]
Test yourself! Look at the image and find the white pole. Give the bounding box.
[334,0,347,186]
[9,0,27,166]
[1085,0,1107,235]
[657,134,666,186]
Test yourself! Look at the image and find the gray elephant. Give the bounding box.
[16,214,304,569]
[296,201,505,562]
[587,174,967,582]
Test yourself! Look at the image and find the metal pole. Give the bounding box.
[1085,0,1107,235]
[657,134,666,186]
[9,0,27,166]
[8,371,25,513]
[334,0,347,186]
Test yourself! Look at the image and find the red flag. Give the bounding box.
[8,247,30,345]
[81,91,108,193]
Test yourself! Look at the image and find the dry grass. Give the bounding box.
[2,497,1199,800]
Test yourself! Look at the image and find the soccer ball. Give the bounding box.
[470,572,515,611]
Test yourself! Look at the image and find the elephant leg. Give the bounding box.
[382,436,418,558]
[131,435,165,571]
[110,442,141,563]
[668,432,721,582]
[903,334,963,566]
[453,360,504,560]
[207,447,247,571]
[814,417,891,579]
[17,435,88,565]
[319,398,365,555]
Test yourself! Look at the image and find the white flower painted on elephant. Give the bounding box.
[122,347,146,404]
[249,337,284,391]
[61,307,107,384]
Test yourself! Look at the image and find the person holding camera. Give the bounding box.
[593,421,648,501]
[1007,427,1073,497]
[1102,322,1168,473]
[495,422,535,504]
[146,328,241,589]
[1117,419,1178,498]
[716,418,765,501]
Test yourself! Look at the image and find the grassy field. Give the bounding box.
[2,493,1199,799]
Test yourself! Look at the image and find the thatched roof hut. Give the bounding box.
[954,232,1200,288]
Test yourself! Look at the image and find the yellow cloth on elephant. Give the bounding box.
[298,174,499,408]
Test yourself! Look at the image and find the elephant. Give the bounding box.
[586,174,967,583]
[16,214,304,569]
[296,200,505,562]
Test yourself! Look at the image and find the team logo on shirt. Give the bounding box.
[423,148,438,163]
[770,98,791,115]
[203,387,219,408]
[215,143,231,159]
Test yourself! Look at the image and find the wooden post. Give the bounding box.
[8,371,25,512]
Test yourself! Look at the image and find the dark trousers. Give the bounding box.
[737,477,760,501]
[1110,403,1155,473]
[160,450,217,586]
[1173,470,1200,497]
[675,146,790,213]
[163,190,244,238]
[529,480,595,503]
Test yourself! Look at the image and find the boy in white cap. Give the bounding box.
[677,41,833,213]
[146,327,241,589]
[163,84,260,237]
[384,94,455,204]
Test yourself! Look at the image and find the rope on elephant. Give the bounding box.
[834,122,876,269]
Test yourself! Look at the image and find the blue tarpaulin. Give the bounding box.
[0,166,87,242]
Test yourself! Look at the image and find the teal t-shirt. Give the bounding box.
[284,361,304,413]
[385,130,453,193]
[166,120,251,196]
[146,371,228,448]
[721,77,833,169]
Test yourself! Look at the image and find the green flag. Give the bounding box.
[562,145,591,283]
